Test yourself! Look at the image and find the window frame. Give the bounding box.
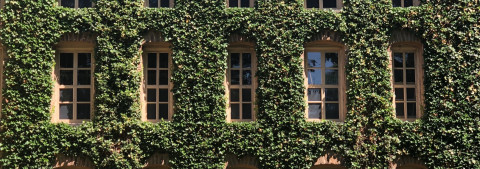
[304,0,343,10]
[58,0,94,8]
[145,0,175,8]
[52,46,95,124]
[392,0,421,7]
[304,42,346,122]
[142,44,173,122]
[226,0,255,8]
[390,42,424,121]
[226,44,257,122]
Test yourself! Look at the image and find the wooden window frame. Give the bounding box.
[226,44,257,122]
[145,0,175,8]
[226,0,255,8]
[304,0,343,10]
[58,0,94,8]
[142,44,173,122]
[304,42,346,122]
[392,0,421,7]
[389,42,424,121]
[52,45,95,124]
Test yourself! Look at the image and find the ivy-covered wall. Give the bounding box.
[0,0,479,168]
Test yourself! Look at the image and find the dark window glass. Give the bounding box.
[242,89,251,102]
[159,89,168,102]
[60,70,74,85]
[242,53,251,68]
[147,104,156,119]
[325,88,338,101]
[325,69,338,85]
[149,0,159,7]
[77,70,91,85]
[396,103,404,117]
[407,103,416,118]
[77,88,90,102]
[60,104,73,119]
[231,104,240,119]
[242,70,252,85]
[159,104,168,119]
[77,103,90,119]
[61,0,75,8]
[307,52,321,67]
[230,53,240,68]
[78,0,92,8]
[308,88,321,101]
[392,0,401,7]
[231,70,240,85]
[395,88,404,101]
[60,53,74,68]
[394,69,403,83]
[323,0,337,8]
[325,103,339,119]
[404,0,413,7]
[159,70,169,85]
[407,88,415,101]
[159,53,169,68]
[306,0,320,8]
[148,70,156,85]
[242,104,252,119]
[148,53,157,68]
[325,53,338,68]
[229,0,239,7]
[230,89,239,102]
[393,53,403,67]
[241,0,250,7]
[406,69,415,83]
[308,69,322,85]
[60,89,73,102]
[147,89,156,102]
[78,53,91,68]
[308,103,321,119]
[160,0,170,7]
[405,53,415,67]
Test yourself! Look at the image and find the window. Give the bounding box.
[146,0,174,8]
[227,0,255,8]
[227,49,256,122]
[59,0,93,8]
[54,51,94,123]
[392,0,419,7]
[392,45,423,120]
[305,46,345,121]
[143,52,172,122]
[305,0,343,9]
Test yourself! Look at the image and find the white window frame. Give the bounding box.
[58,0,94,8]
[145,0,175,8]
[226,0,255,8]
[304,0,343,10]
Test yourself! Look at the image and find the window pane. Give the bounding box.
[308,88,321,101]
[325,103,339,119]
[407,88,415,101]
[308,69,322,85]
[242,70,252,85]
[404,0,413,7]
[406,69,415,84]
[230,89,239,102]
[149,0,158,7]
[159,104,168,119]
[306,0,319,8]
[394,69,403,84]
[77,88,90,102]
[393,53,403,67]
[325,69,338,85]
[147,70,156,85]
[229,0,239,7]
[60,70,73,85]
[77,104,90,119]
[231,104,240,119]
[60,89,73,102]
[159,70,169,85]
[396,103,404,117]
[242,89,251,102]
[242,103,252,119]
[392,0,401,7]
[160,0,170,7]
[77,70,91,85]
[159,53,169,68]
[241,0,250,7]
[307,52,321,67]
[147,89,156,102]
[147,104,156,119]
[61,0,75,8]
[60,104,73,119]
[325,53,338,68]
[325,88,338,101]
[78,53,91,68]
[407,103,416,118]
[230,53,240,68]
[231,70,240,85]
[148,53,157,68]
[405,53,415,67]
[323,0,337,8]
[60,53,74,68]
[159,89,168,102]
[78,0,92,8]
[395,88,404,101]
[242,53,251,68]
[308,103,321,119]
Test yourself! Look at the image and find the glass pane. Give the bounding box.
[306,0,319,8]
[325,88,338,101]
[404,0,413,7]
[393,53,403,68]
[242,53,251,68]
[325,69,338,85]
[60,104,73,119]
[325,103,339,119]
[231,70,240,85]
[407,88,415,101]
[77,104,90,119]
[148,53,157,68]
[147,104,156,119]
[406,69,415,84]
[78,53,91,68]
[392,0,401,7]
[396,103,404,117]
[242,103,252,119]
[307,52,321,67]
[160,0,170,7]
[407,103,416,118]
[78,0,92,8]
[242,70,252,85]
[308,69,322,85]
[147,89,156,102]
[229,0,239,7]
[394,69,403,84]
[308,88,321,101]
[60,53,74,68]
[230,89,239,102]
[395,88,404,101]
[230,53,240,68]
[323,0,337,8]
[159,104,168,119]
[241,0,250,7]
[60,89,73,102]
[242,89,251,102]
[149,0,158,7]
[231,104,240,119]
[159,53,169,68]
[61,0,75,8]
[77,70,91,85]
[147,70,156,85]
[159,89,168,102]
[77,88,90,102]
[325,53,338,68]
[405,53,415,67]
[60,70,73,85]
[159,70,169,85]
[308,103,321,119]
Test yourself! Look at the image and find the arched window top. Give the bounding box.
[53,155,94,169]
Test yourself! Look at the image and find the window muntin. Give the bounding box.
[392,50,422,120]
[59,0,93,8]
[228,50,256,122]
[144,52,172,121]
[305,0,342,10]
[146,0,174,8]
[227,0,255,8]
[392,0,419,7]
[56,52,94,123]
